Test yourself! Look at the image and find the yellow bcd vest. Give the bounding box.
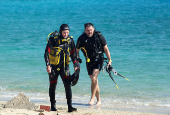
[49,37,71,66]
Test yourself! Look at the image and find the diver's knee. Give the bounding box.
[64,82,71,91]
[91,77,97,84]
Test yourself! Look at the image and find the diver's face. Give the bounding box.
[85,26,94,37]
[62,30,69,38]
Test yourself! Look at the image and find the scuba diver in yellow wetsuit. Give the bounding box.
[44,24,79,112]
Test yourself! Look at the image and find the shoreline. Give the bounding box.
[0,92,169,115]
[0,100,168,115]
[31,98,170,115]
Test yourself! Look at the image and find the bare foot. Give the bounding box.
[96,101,101,105]
[88,99,94,105]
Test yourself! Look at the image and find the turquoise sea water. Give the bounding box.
[0,0,170,114]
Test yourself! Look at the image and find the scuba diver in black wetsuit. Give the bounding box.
[44,24,79,112]
[76,23,112,105]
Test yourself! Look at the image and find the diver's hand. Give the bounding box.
[107,61,112,66]
[77,58,82,63]
[46,65,51,73]
[74,61,80,71]
[74,67,78,71]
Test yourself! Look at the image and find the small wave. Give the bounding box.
[0,86,7,91]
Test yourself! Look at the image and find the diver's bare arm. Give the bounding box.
[103,45,112,65]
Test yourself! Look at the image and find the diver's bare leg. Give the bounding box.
[95,79,101,105]
[88,69,100,105]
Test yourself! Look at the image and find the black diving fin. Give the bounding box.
[70,68,80,86]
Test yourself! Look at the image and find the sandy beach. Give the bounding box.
[0,100,166,115]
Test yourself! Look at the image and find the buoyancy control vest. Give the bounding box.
[80,30,104,62]
[47,31,72,67]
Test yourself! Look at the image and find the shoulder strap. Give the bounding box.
[94,30,103,50]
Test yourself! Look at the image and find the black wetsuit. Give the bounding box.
[44,35,77,109]
[76,31,107,75]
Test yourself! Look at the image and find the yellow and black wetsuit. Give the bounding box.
[44,34,77,109]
